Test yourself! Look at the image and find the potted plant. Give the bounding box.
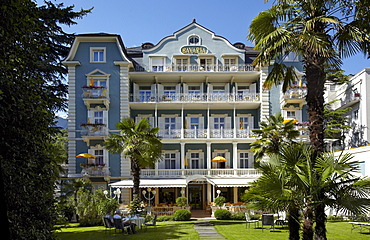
[214,196,226,208]
[129,197,144,216]
[176,196,187,209]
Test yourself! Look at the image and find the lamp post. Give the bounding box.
[104,188,121,202]
[142,188,156,214]
[216,189,221,198]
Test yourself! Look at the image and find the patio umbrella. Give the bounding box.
[76,153,96,159]
[283,118,298,124]
[211,156,227,163]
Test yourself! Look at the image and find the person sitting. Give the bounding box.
[104,211,114,227]
[113,210,137,234]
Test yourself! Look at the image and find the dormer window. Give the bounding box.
[90,47,106,63]
[188,35,200,45]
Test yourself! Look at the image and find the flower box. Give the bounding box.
[82,85,106,89]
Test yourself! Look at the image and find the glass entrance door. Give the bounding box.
[188,185,203,210]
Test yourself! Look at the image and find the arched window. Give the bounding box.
[188,35,200,45]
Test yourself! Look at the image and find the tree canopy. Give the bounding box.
[0,1,90,238]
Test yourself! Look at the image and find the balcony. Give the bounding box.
[80,123,108,143]
[282,88,307,107]
[158,128,254,139]
[80,164,110,177]
[338,92,360,110]
[130,93,260,103]
[134,63,256,72]
[140,168,261,178]
[82,86,110,109]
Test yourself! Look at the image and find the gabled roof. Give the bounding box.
[63,33,132,64]
[142,19,245,53]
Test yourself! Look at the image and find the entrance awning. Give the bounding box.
[109,179,187,188]
[206,178,254,187]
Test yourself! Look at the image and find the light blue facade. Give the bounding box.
[63,21,307,208]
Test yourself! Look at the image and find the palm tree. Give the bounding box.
[251,113,299,161]
[245,143,309,240]
[248,0,370,156]
[248,2,370,239]
[104,118,162,196]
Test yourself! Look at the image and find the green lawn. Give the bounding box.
[213,220,370,240]
[55,221,198,240]
[55,221,370,240]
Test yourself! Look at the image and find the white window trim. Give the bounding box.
[90,47,106,63]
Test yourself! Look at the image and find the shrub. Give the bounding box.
[176,197,187,208]
[157,215,174,222]
[231,212,245,220]
[214,196,226,207]
[327,215,344,221]
[173,209,191,221]
[214,209,231,220]
[250,214,261,220]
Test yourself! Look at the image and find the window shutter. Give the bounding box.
[248,116,254,130]
[185,117,190,129]
[149,117,155,127]
[87,110,93,123]
[175,117,181,129]
[211,152,217,169]
[200,83,204,93]
[225,152,230,168]
[133,83,139,101]
[208,83,213,94]
[186,152,190,168]
[158,153,165,169]
[225,117,232,129]
[199,117,204,129]
[158,117,165,131]
[209,117,214,129]
[183,83,188,94]
[199,152,204,169]
[249,152,254,168]
[152,57,164,66]
[225,83,230,93]
[235,117,241,129]
[103,111,108,125]
[176,152,180,169]
[135,116,142,123]
[151,84,157,96]
[157,84,164,97]
[88,148,95,164]
[176,83,181,94]
[250,83,256,94]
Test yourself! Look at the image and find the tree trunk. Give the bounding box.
[314,201,327,240]
[302,207,314,240]
[305,52,326,157]
[131,158,141,197]
[288,205,300,240]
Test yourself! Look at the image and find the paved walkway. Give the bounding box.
[194,221,226,240]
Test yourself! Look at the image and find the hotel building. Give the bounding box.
[62,20,306,209]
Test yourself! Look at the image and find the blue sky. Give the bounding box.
[56,0,369,75]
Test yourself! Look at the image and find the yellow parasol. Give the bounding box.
[283,118,298,124]
[211,156,227,163]
[76,153,96,159]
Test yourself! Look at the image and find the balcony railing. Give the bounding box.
[134,63,256,72]
[140,168,261,177]
[131,93,260,103]
[283,88,307,99]
[82,86,108,99]
[81,124,108,137]
[158,128,254,139]
[81,166,110,177]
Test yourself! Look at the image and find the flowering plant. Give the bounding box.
[82,85,106,89]
[295,121,309,126]
[80,163,106,168]
[80,123,106,127]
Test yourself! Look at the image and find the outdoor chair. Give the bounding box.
[144,214,157,231]
[113,218,130,234]
[245,212,259,228]
[103,217,115,234]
